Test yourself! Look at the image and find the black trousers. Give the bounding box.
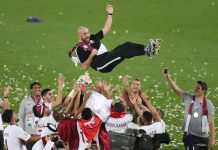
[26,141,37,150]
[183,132,209,150]
[0,130,3,150]
[91,42,146,73]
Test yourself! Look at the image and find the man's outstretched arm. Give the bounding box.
[81,49,97,70]
[163,68,184,99]
[102,4,113,36]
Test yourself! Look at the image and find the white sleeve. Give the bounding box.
[18,100,25,129]
[127,122,138,129]
[16,126,31,141]
[105,99,113,108]
[160,119,166,132]
[126,114,133,122]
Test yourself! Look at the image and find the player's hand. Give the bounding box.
[58,73,65,89]
[163,68,169,78]
[84,90,92,101]
[3,86,10,97]
[106,4,113,14]
[208,138,215,148]
[122,76,129,89]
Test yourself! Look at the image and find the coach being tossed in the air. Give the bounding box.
[68,4,162,73]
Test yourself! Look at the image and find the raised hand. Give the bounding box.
[3,86,10,97]
[84,90,92,102]
[102,80,111,93]
[111,85,120,95]
[163,68,169,78]
[122,76,129,89]
[106,4,113,14]
[58,73,65,89]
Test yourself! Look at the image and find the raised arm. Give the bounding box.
[102,4,113,36]
[75,90,92,117]
[163,68,183,98]
[1,86,10,110]
[102,80,112,99]
[81,49,97,70]
[140,93,161,122]
[51,74,65,108]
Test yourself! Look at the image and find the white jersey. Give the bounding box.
[3,125,31,150]
[32,139,54,150]
[35,114,57,135]
[77,122,100,150]
[138,120,165,137]
[85,91,112,122]
[128,120,166,137]
[0,114,3,131]
[105,114,133,133]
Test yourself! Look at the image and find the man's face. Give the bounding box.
[12,113,19,123]
[43,91,53,103]
[31,85,41,96]
[194,83,205,97]
[131,80,141,93]
[78,27,90,43]
[44,106,50,116]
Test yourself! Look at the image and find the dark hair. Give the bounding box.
[156,108,165,119]
[30,82,41,89]
[32,103,46,118]
[142,111,152,123]
[133,79,140,82]
[53,109,65,122]
[41,88,51,97]
[81,108,93,120]
[113,102,125,113]
[33,105,42,118]
[2,109,13,123]
[197,80,208,94]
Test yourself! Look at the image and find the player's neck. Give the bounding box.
[195,95,204,100]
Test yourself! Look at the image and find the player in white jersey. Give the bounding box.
[128,92,166,137]
[32,125,55,150]
[105,102,133,133]
[138,111,165,137]
[77,108,101,150]
[41,74,65,111]
[0,86,10,150]
[2,109,40,150]
[33,103,57,135]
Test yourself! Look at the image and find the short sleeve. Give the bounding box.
[181,92,192,102]
[207,100,214,116]
[125,114,133,122]
[127,122,138,129]
[95,30,104,40]
[16,126,31,141]
[75,47,90,63]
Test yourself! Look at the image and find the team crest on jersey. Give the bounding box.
[90,40,95,44]
[83,45,88,49]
